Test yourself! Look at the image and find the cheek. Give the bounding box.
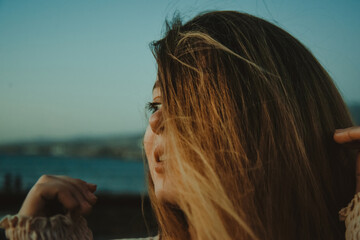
[144,126,175,203]
[155,173,176,203]
[143,126,153,158]
[144,126,154,175]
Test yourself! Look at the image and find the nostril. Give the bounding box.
[155,165,164,174]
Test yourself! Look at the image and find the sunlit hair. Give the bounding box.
[148,11,355,240]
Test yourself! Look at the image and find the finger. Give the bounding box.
[55,183,93,215]
[70,178,98,205]
[70,190,93,215]
[55,176,97,205]
[37,174,55,184]
[334,127,360,144]
[47,178,92,215]
[64,182,94,214]
[57,189,80,212]
[86,183,97,193]
[36,175,96,215]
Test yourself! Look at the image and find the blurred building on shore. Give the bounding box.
[0,134,144,161]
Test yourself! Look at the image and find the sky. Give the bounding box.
[0,0,359,144]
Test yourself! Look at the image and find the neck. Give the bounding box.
[189,224,196,240]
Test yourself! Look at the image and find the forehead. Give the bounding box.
[152,80,160,91]
[152,81,161,98]
[152,87,161,98]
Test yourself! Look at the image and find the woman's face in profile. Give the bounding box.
[144,85,176,203]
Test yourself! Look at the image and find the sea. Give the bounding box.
[0,154,147,194]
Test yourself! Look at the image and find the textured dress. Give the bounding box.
[1,193,360,240]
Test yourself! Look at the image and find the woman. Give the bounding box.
[1,11,360,240]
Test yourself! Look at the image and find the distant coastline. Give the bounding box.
[0,103,358,160]
[0,133,144,161]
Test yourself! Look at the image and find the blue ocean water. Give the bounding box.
[0,155,147,194]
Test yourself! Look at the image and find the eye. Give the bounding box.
[146,102,162,114]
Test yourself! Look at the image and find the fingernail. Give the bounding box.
[82,201,92,209]
[90,194,97,201]
[87,191,97,199]
[87,183,97,190]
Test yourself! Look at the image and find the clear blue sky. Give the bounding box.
[0,0,359,144]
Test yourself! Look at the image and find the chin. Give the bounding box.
[155,188,173,203]
[155,188,166,201]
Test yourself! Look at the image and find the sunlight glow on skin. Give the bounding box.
[143,86,176,203]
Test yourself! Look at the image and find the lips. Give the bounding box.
[154,146,165,163]
[153,146,165,174]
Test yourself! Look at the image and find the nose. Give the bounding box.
[149,110,163,134]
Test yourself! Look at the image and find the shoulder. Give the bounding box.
[339,192,360,240]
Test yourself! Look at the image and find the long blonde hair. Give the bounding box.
[148,11,355,240]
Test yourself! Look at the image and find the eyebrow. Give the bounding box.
[152,81,160,92]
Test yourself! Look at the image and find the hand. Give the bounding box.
[334,126,360,193]
[18,175,97,218]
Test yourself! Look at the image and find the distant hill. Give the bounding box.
[0,133,144,161]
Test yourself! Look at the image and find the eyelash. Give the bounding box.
[146,102,162,114]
